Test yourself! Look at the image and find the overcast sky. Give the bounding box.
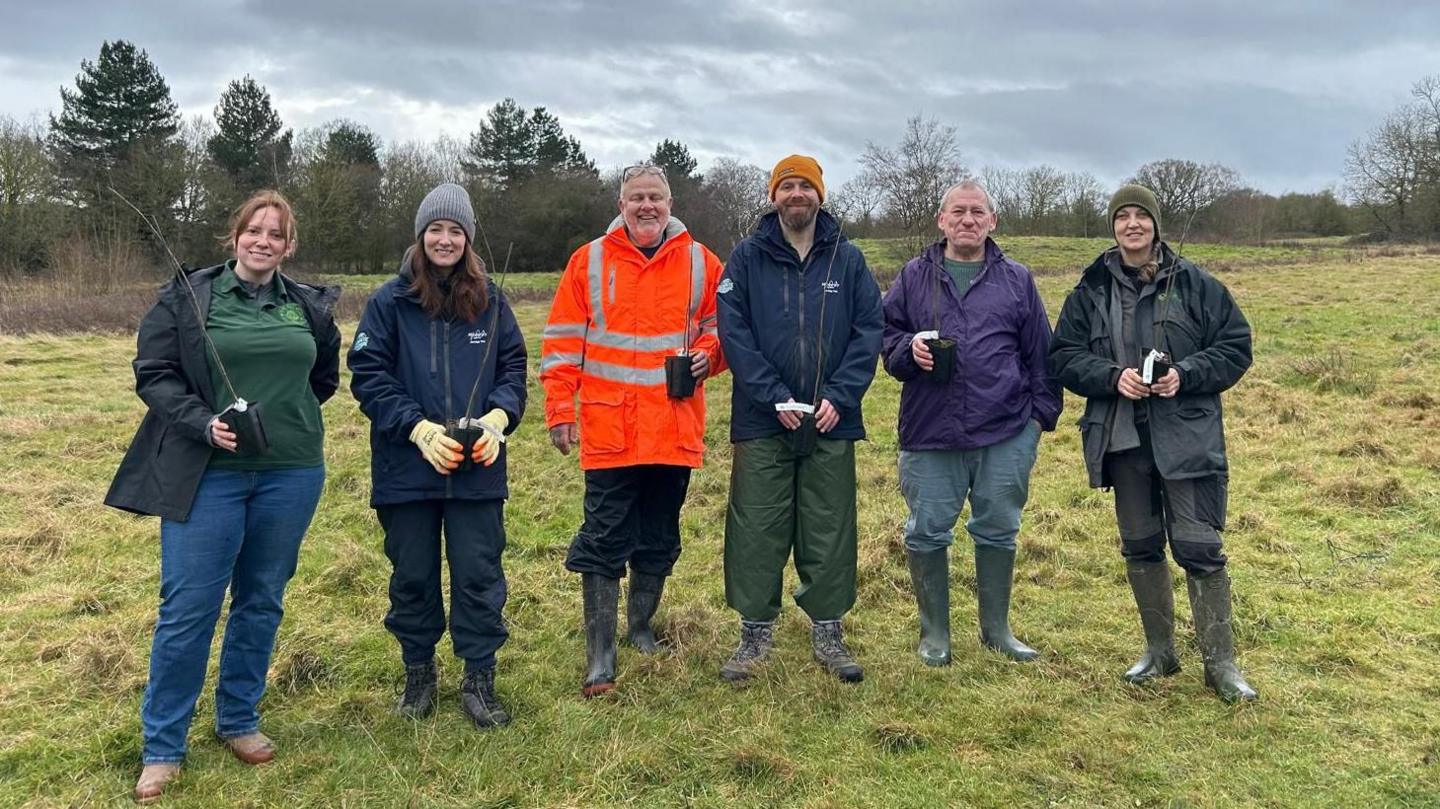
[3,1,1438,195]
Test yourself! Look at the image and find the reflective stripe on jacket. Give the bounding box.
[540,216,726,470]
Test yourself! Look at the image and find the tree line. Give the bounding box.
[0,40,1430,283]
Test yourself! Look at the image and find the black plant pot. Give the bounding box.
[446,420,482,472]
[665,355,697,399]
[926,337,957,384]
[790,413,819,458]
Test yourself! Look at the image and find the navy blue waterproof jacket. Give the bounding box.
[349,262,527,506]
[882,238,1062,451]
[717,209,884,442]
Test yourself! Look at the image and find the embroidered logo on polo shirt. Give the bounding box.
[278,303,304,323]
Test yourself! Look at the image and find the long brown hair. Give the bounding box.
[408,239,489,321]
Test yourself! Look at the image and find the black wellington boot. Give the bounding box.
[581,572,620,697]
[974,545,1039,662]
[626,572,666,654]
[906,547,951,666]
[1187,570,1259,703]
[1123,560,1182,684]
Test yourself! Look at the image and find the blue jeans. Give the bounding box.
[899,421,1040,552]
[140,465,325,764]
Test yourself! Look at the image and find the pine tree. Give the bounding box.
[649,139,699,183]
[208,75,292,194]
[48,40,180,205]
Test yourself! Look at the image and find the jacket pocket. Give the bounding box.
[578,387,627,454]
[673,397,704,452]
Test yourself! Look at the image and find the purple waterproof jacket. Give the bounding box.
[881,238,1062,451]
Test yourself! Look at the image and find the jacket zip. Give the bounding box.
[443,320,453,499]
[798,255,808,400]
[430,321,438,375]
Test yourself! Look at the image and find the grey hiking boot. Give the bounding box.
[811,619,864,683]
[396,660,437,718]
[975,545,1039,662]
[1123,560,1182,684]
[1187,570,1259,703]
[460,668,511,728]
[720,620,774,682]
[581,572,620,698]
[907,547,952,666]
[626,572,666,654]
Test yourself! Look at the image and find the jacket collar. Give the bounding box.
[752,208,844,264]
[918,236,1005,272]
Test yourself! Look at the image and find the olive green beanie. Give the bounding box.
[1107,184,1161,244]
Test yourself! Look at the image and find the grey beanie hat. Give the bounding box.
[415,182,476,245]
[1108,184,1161,244]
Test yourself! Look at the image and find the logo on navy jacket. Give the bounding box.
[468,329,489,345]
[822,280,841,294]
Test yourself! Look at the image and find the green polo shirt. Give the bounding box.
[942,258,984,293]
[206,262,324,470]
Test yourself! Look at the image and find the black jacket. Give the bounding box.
[1049,244,1251,487]
[105,264,341,521]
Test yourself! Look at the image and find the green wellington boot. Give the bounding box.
[1187,570,1259,703]
[580,573,620,697]
[1123,560,1182,683]
[974,545,1039,662]
[626,572,666,654]
[906,547,951,666]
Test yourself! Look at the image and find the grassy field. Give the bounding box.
[1,237,1438,807]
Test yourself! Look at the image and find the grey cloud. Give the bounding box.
[4,0,1439,193]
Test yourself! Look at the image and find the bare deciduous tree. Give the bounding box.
[1345,76,1440,237]
[699,157,769,253]
[859,115,966,248]
[1129,158,1242,235]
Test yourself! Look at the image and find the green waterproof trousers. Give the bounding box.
[724,436,858,622]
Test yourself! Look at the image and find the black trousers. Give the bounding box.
[377,498,508,671]
[1103,425,1228,577]
[564,465,692,579]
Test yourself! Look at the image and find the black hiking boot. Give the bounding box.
[581,572,620,698]
[626,572,666,654]
[1187,570,1259,703]
[460,668,511,728]
[720,620,774,682]
[1123,560,1182,684]
[811,619,864,683]
[396,660,437,719]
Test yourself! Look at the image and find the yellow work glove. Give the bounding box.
[410,419,462,474]
[471,408,510,466]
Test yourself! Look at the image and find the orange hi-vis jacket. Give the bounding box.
[540,217,727,470]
